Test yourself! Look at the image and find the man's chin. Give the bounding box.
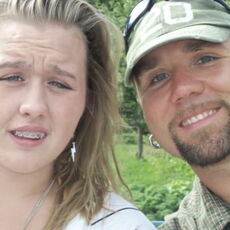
[168,99,230,167]
[170,127,230,166]
[175,138,230,167]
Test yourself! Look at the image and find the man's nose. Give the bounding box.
[170,69,205,104]
[19,83,48,119]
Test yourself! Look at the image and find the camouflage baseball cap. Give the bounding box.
[125,0,230,85]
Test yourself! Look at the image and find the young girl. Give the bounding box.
[0,0,156,229]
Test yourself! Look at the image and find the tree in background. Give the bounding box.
[92,0,149,157]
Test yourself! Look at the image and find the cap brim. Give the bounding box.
[125,25,230,85]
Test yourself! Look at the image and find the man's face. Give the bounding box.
[135,39,230,167]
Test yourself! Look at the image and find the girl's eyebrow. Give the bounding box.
[0,60,30,69]
[48,64,76,79]
[0,61,76,80]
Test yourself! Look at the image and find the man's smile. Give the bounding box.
[180,108,219,127]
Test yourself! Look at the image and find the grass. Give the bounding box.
[113,137,195,220]
[115,142,157,187]
[115,139,194,189]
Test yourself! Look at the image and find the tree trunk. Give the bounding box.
[136,125,143,158]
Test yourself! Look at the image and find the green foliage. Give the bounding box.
[92,0,137,30]
[115,139,194,220]
[115,141,156,187]
[121,127,137,144]
[148,149,194,184]
[132,180,192,220]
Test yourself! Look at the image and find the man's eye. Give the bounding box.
[48,81,72,90]
[0,75,24,82]
[197,56,216,65]
[151,73,170,84]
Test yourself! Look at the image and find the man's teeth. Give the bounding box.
[13,131,45,139]
[182,109,217,127]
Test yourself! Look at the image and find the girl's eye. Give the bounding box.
[0,75,24,82]
[197,56,216,65]
[48,80,72,90]
[151,73,170,85]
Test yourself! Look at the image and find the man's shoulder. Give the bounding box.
[158,181,201,229]
[159,177,230,230]
[158,190,198,230]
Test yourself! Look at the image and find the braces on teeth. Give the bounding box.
[14,131,45,139]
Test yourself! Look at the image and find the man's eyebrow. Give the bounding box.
[132,41,218,81]
[49,64,76,79]
[0,61,30,69]
[182,41,218,53]
[133,58,159,78]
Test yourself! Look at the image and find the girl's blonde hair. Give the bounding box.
[0,0,124,229]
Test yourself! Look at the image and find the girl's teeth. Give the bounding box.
[182,109,217,127]
[13,131,45,139]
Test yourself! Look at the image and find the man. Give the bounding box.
[124,0,230,229]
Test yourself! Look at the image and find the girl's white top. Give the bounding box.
[64,192,156,230]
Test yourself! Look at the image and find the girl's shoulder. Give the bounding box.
[64,192,156,230]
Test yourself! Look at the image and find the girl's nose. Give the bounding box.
[19,83,48,119]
